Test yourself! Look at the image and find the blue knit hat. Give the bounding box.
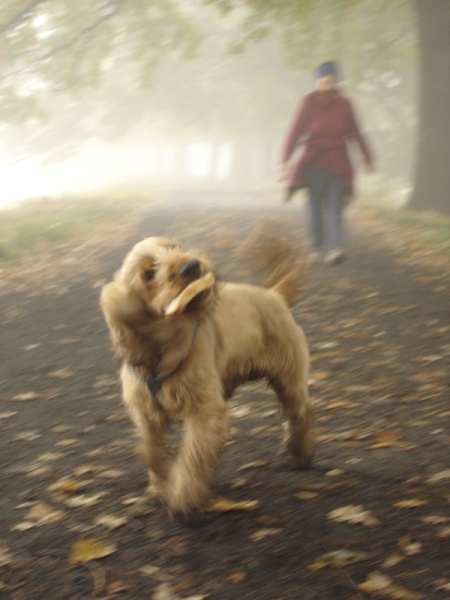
[315,61,340,80]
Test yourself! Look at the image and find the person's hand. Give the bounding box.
[277,162,290,182]
[366,163,376,174]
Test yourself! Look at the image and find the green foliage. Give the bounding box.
[204,0,415,80]
[0,0,417,168]
[0,0,203,123]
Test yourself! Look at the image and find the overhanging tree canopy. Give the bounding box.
[2,0,446,214]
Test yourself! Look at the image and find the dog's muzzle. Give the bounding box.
[179,259,202,281]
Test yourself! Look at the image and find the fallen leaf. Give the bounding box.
[427,469,450,484]
[311,371,331,381]
[0,411,17,419]
[327,505,379,526]
[295,491,320,500]
[152,585,180,600]
[57,338,81,345]
[237,460,268,471]
[398,537,422,555]
[94,514,128,530]
[56,439,79,447]
[249,528,282,542]
[376,431,403,443]
[228,477,252,489]
[10,392,40,402]
[98,468,125,478]
[358,570,424,599]
[38,452,65,462]
[139,565,173,582]
[50,478,86,493]
[437,526,450,538]
[326,400,355,409]
[48,368,75,379]
[308,549,369,570]
[27,502,66,525]
[325,469,344,477]
[65,492,106,507]
[382,554,404,569]
[206,497,259,513]
[0,543,17,567]
[433,579,450,592]
[419,515,448,525]
[68,538,117,564]
[228,571,247,583]
[108,581,133,594]
[369,430,404,449]
[394,499,428,509]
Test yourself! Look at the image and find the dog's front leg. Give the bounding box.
[165,394,230,522]
[122,371,174,498]
[138,417,174,498]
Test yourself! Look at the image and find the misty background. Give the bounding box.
[0,1,427,209]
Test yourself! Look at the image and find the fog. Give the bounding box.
[0,1,419,210]
[0,140,235,208]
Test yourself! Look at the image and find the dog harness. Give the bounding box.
[129,322,200,399]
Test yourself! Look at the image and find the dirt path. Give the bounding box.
[1,192,449,600]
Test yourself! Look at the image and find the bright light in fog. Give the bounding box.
[0,139,235,208]
[187,143,212,177]
[161,146,176,175]
[217,143,233,181]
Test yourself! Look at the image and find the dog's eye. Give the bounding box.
[143,269,155,282]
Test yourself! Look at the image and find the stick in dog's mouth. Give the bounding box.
[164,272,215,317]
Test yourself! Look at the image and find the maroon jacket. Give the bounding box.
[281,90,373,198]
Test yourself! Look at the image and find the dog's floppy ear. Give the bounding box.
[100,281,145,327]
[100,281,150,362]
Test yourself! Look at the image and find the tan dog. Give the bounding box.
[100,235,314,521]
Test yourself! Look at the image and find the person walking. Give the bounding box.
[278,61,375,265]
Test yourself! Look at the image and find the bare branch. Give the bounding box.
[2,0,128,83]
[38,0,128,62]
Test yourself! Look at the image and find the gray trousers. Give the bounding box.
[307,165,345,251]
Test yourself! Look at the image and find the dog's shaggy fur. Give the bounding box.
[100,235,314,521]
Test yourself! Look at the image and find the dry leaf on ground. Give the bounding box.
[328,505,379,526]
[68,538,117,564]
[394,499,428,509]
[427,469,450,484]
[94,513,128,530]
[10,392,39,401]
[228,571,247,583]
[308,549,369,570]
[206,497,259,513]
[295,491,320,500]
[237,460,268,471]
[358,570,424,599]
[48,368,75,379]
[249,528,282,542]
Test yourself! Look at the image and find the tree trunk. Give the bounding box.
[407,0,450,214]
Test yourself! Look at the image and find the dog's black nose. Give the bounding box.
[179,259,201,280]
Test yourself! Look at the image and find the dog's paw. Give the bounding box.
[276,446,314,470]
[147,484,165,500]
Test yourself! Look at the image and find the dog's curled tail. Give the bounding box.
[236,221,305,307]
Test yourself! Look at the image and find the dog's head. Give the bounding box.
[103,237,216,327]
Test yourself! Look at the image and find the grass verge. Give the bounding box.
[357,203,450,258]
[0,193,158,266]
